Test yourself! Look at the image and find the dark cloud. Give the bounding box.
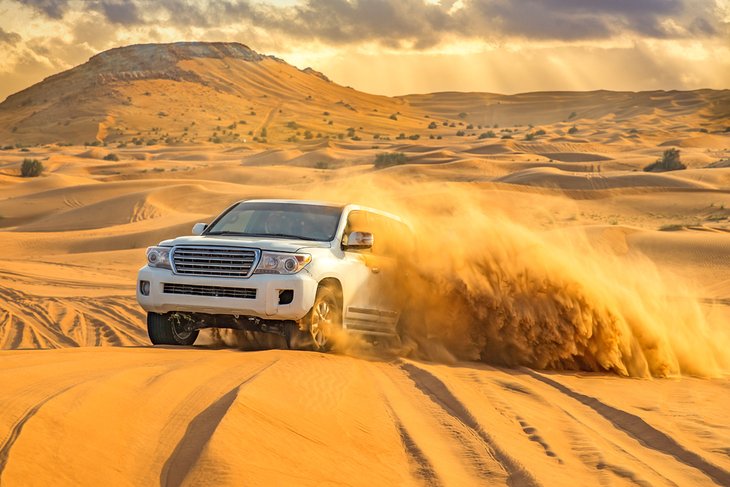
[13,0,725,46]
[0,28,22,45]
[99,0,141,25]
[22,0,71,19]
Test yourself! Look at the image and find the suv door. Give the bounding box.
[338,210,381,331]
[366,213,405,330]
[340,210,404,335]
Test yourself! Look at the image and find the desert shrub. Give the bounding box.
[456,130,466,136]
[351,135,362,141]
[458,112,467,119]
[428,121,437,129]
[373,134,380,140]
[260,128,267,138]
[408,134,420,140]
[698,128,708,133]
[501,134,513,139]
[396,133,406,140]
[21,158,43,177]
[466,123,474,129]
[346,127,356,137]
[524,133,535,141]
[2,145,13,150]
[534,129,546,136]
[436,135,443,140]
[442,121,448,126]
[287,121,299,129]
[568,111,577,119]
[568,125,578,134]
[323,111,330,116]
[103,153,119,161]
[478,131,496,139]
[374,152,407,169]
[304,130,313,139]
[644,148,686,172]
[315,161,331,169]
[389,114,398,121]
[86,140,101,146]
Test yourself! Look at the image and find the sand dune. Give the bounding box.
[0,349,728,486]
[495,167,717,190]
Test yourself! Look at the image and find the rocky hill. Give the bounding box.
[0,42,727,146]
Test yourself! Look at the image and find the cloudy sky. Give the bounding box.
[1,0,728,100]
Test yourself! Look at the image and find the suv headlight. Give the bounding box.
[254,252,311,275]
[146,246,172,270]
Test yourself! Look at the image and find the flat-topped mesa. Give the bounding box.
[89,42,266,67]
[87,42,269,84]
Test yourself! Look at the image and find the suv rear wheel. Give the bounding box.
[147,312,199,346]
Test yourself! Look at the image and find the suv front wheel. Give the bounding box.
[147,312,199,346]
[287,285,342,351]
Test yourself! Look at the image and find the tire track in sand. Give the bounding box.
[0,384,78,478]
[522,369,730,486]
[400,362,540,487]
[383,399,443,487]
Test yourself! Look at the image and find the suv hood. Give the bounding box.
[161,235,331,252]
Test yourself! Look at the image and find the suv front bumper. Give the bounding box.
[136,266,318,321]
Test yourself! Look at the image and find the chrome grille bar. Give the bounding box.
[171,246,259,278]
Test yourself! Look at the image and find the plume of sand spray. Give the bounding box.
[302,175,728,377]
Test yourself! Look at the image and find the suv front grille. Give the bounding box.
[171,246,258,278]
[163,283,257,299]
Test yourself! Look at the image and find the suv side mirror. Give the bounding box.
[344,231,373,250]
[192,223,208,235]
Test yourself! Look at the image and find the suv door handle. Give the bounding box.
[371,267,380,274]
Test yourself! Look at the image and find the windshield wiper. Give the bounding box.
[241,232,320,241]
[205,231,320,241]
[205,231,247,236]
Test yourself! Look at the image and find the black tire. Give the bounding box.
[287,285,342,352]
[147,312,199,346]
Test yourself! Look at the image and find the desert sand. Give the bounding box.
[0,43,729,486]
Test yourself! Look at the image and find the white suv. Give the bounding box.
[137,199,412,350]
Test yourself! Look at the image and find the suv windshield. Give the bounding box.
[206,202,343,241]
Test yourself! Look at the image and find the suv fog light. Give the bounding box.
[278,289,294,305]
[139,280,151,296]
